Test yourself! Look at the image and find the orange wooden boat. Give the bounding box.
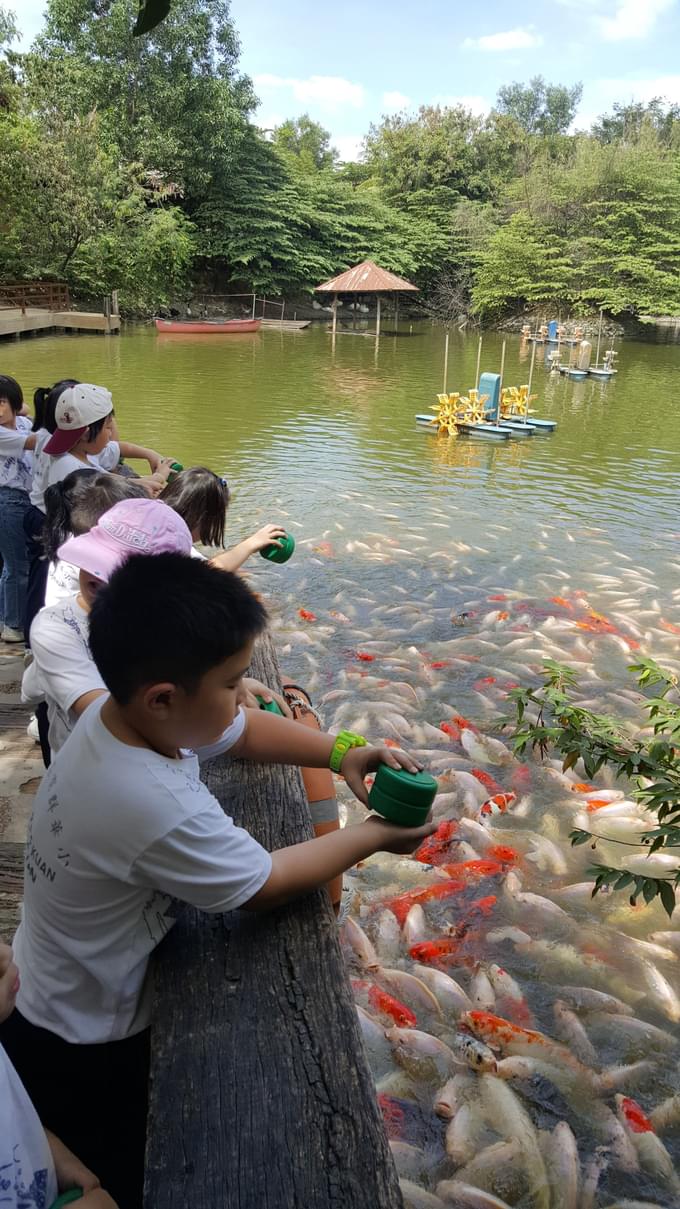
[155,318,261,334]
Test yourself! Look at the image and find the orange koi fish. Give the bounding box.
[312,541,334,556]
[570,782,597,793]
[486,844,520,868]
[382,738,401,749]
[409,938,465,966]
[461,1010,543,1051]
[473,676,497,692]
[471,768,504,796]
[496,611,510,621]
[440,721,461,740]
[439,859,505,882]
[586,798,611,812]
[430,660,451,669]
[660,618,680,635]
[329,609,350,623]
[298,608,317,622]
[356,651,375,662]
[479,792,517,820]
[368,985,417,1028]
[377,1094,407,1139]
[487,594,508,602]
[550,596,574,610]
[383,879,466,925]
[452,713,478,732]
[619,1096,654,1133]
[413,819,458,866]
[510,764,532,793]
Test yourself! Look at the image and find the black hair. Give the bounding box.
[0,375,23,414]
[32,379,79,434]
[42,470,147,562]
[85,413,112,443]
[89,553,268,705]
[160,466,230,546]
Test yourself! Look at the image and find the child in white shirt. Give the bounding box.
[0,940,117,1208]
[4,551,434,1209]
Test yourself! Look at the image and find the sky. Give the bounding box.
[14,0,680,160]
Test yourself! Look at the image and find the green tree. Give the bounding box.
[272,115,337,173]
[27,0,254,194]
[496,76,582,137]
[471,211,571,319]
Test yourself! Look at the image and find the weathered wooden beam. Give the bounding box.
[144,631,402,1209]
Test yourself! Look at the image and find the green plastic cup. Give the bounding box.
[49,1191,83,1208]
[167,461,184,482]
[368,765,437,826]
[260,532,295,564]
[256,695,284,715]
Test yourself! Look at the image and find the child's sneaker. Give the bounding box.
[1,626,24,643]
[27,715,40,743]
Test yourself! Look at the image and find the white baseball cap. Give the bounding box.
[45,383,114,455]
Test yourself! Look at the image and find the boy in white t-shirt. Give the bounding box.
[3,552,434,1209]
[0,941,117,1208]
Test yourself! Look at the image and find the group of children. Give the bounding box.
[0,376,436,1209]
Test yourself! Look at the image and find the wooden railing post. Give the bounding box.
[144,631,403,1209]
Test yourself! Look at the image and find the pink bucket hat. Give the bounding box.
[58,498,193,582]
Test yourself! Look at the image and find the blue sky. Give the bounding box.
[15,0,680,159]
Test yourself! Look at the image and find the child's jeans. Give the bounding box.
[0,485,30,631]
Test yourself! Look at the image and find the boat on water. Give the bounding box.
[155,318,261,334]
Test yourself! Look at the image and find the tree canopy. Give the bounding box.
[3,0,680,319]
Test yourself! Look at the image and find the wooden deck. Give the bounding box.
[0,307,120,338]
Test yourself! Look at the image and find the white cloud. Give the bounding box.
[333,134,364,162]
[253,74,366,111]
[435,93,491,116]
[595,0,674,40]
[382,91,412,110]
[462,25,543,51]
[576,73,680,127]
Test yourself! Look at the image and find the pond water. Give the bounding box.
[7,321,680,1207]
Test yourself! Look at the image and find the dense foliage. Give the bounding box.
[508,659,680,915]
[4,0,680,317]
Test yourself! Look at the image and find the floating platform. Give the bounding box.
[260,318,311,330]
[0,307,120,339]
[588,367,617,379]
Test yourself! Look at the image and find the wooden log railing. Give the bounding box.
[0,281,70,314]
[144,631,403,1209]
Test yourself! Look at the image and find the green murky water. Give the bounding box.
[4,321,680,576]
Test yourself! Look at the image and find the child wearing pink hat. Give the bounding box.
[22,498,193,758]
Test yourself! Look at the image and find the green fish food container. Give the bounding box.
[368,765,438,826]
[49,1191,83,1208]
[260,532,295,564]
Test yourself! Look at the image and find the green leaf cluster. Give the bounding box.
[507,657,680,916]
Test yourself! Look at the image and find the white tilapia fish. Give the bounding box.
[540,1121,579,1209]
[479,1074,549,1209]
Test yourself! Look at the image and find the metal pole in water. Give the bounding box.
[443,330,450,393]
[332,293,338,336]
[475,335,483,390]
[596,307,603,367]
[499,339,506,392]
[251,293,256,320]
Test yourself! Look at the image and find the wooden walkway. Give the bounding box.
[145,630,402,1209]
[0,308,120,339]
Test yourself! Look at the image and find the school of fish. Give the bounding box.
[250,492,680,1209]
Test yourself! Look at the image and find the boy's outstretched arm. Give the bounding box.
[244,816,435,911]
[229,708,423,805]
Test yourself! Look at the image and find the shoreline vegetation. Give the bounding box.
[3,1,680,326]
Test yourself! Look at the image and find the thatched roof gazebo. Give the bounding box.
[314,259,419,336]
